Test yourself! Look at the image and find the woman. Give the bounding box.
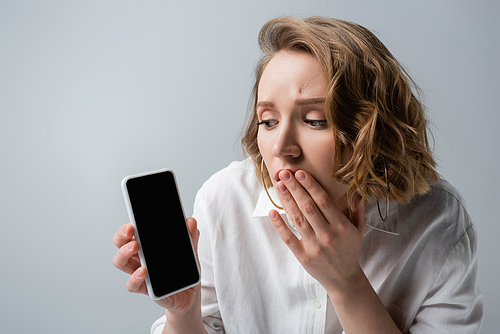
[113,16,483,333]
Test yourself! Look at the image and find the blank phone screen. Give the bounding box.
[125,171,199,298]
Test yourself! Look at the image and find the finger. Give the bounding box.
[186,217,200,251]
[112,223,134,248]
[294,170,348,228]
[277,170,322,237]
[275,179,316,239]
[186,217,201,266]
[112,240,141,275]
[126,267,149,295]
[269,209,302,254]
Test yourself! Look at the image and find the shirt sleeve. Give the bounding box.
[149,187,225,334]
[150,315,223,334]
[409,225,484,334]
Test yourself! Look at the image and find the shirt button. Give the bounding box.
[312,299,321,309]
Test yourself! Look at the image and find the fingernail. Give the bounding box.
[269,210,278,220]
[280,170,291,182]
[136,268,144,279]
[126,242,133,250]
[296,171,306,182]
[277,182,287,193]
[122,224,128,236]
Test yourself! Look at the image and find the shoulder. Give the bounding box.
[426,178,469,210]
[202,159,255,186]
[407,180,483,331]
[400,177,475,249]
[198,159,257,195]
[194,158,260,212]
[410,178,472,226]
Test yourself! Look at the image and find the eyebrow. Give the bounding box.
[295,98,326,106]
[256,101,274,108]
[256,98,326,108]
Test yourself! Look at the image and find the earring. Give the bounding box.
[376,164,390,222]
[261,158,284,210]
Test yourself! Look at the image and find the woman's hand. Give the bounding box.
[112,218,202,314]
[271,170,402,333]
[270,169,366,294]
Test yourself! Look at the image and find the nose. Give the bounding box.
[271,121,301,159]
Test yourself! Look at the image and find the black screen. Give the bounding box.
[126,171,199,297]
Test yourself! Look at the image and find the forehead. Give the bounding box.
[258,50,326,100]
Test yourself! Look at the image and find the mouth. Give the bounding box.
[274,169,297,182]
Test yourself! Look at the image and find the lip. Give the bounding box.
[274,168,297,182]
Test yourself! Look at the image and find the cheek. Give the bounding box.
[257,131,271,156]
[257,133,263,154]
[307,139,336,180]
[312,140,345,198]
[310,137,335,163]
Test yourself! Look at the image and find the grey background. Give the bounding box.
[1,0,498,333]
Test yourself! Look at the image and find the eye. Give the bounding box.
[258,119,279,129]
[304,119,328,128]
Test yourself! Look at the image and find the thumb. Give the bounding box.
[186,217,200,254]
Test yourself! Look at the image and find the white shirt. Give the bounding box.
[151,159,483,334]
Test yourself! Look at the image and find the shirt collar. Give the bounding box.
[364,198,400,235]
[252,187,399,235]
[252,186,286,217]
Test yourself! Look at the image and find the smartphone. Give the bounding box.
[121,169,200,300]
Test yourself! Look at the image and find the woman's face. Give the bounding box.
[257,50,347,203]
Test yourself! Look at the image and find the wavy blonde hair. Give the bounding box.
[242,16,438,208]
